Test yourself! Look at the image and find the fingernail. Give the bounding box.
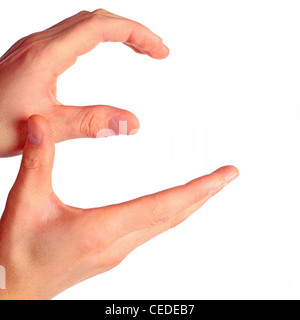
[27,118,42,146]
[224,171,239,184]
[211,167,239,185]
[108,116,138,136]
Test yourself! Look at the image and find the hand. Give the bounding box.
[0,116,238,300]
[0,9,170,157]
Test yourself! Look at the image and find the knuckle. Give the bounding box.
[79,109,103,138]
[184,184,207,207]
[21,33,42,50]
[18,35,33,48]
[93,8,109,15]
[87,13,108,26]
[132,22,160,47]
[150,207,171,227]
[147,196,172,227]
[18,39,50,66]
[79,10,90,15]
[19,34,37,47]
[21,155,41,170]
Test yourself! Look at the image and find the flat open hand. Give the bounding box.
[0,9,170,157]
[0,116,238,299]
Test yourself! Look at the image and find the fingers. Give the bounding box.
[49,105,140,141]
[88,166,239,244]
[108,168,240,268]
[117,166,238,232]
[212,166,240,185]
[170,166,240,228]
[14,115,55,195]
[43,9,169,76]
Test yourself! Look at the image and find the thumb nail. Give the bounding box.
[28,118,43,146]
[108,116,138,136]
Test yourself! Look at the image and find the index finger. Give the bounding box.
[113,166,238,232]
[86,166,239,244]
[44,9,170,76]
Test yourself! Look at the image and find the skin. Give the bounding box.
[0,9,170,157]
[0,10,239,300]
[0,115,238,300]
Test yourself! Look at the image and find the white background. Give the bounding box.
[0,0,300,300]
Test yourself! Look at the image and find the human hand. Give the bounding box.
[0,9,170,157]
[0,116,238,300]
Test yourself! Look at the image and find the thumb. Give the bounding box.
[14,115,55,195]
[49,105,140,141]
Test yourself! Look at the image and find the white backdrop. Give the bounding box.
[0,0,300,300]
